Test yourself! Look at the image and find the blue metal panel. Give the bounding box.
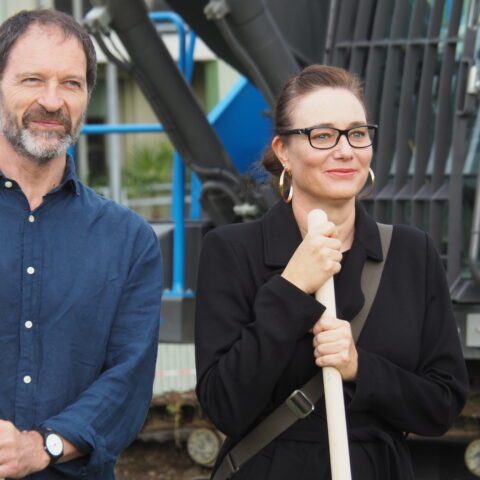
[208,77,272,178]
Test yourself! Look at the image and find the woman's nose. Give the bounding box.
[334,133,354,157]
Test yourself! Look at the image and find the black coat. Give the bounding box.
[195,201,468,480]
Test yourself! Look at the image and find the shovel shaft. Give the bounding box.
[308,209,352,480]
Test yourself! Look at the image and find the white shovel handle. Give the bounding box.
[308,209,352,480]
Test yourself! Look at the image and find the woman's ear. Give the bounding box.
[272,135,290,170]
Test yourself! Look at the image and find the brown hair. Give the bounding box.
[0,9,96,96]
[262,64,366,178]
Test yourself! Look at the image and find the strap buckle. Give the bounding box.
[285,389,315,418]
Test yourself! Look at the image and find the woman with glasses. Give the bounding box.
[194,65,468,480]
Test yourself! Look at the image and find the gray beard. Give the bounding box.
[0,107,84,165]
[14,127,77,165]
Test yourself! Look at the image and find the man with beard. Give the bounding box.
[0,9,163,480]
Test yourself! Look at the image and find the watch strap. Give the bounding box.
[35,427,64,465]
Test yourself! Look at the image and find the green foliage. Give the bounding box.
[90,174,109,193]
[123,142,174,197]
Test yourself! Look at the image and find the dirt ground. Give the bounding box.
[115,440,212,480]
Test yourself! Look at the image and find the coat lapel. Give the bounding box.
[261,201,383,266]
[262,202,303,268]
[259,200,386,320]
[355,201,384,262]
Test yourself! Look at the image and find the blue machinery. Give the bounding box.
[78,12,271,336]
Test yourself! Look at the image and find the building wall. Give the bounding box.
[0,0,54,19]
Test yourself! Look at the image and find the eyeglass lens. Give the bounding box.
[309,126,375,149]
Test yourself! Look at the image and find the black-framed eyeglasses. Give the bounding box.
[277,124,378,150]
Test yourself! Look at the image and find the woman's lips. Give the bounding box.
[327,169,356,177]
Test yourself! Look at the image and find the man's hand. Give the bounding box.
[0,421,49,478]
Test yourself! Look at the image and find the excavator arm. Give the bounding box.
[85,0,270,225]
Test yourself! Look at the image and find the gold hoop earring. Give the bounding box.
[279,167,293,203]
[357,167,375,199]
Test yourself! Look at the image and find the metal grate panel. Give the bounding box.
[326,0,479,285]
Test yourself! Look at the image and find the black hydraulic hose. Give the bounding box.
[212,16,277,106]
[104,0,237,177]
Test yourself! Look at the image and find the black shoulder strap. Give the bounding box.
[212,223,393,480]
[350,223,392,341]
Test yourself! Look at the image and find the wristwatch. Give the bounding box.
[35,427,64,465]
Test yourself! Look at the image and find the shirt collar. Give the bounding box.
[261,200,384,267]
[60,154,80,196]
[0,154,80,196]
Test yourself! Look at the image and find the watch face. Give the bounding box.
[45,433,63,457]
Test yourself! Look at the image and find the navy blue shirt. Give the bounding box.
[0,157,163,479]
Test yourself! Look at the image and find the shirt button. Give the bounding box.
[23,375,32,384]
[4,180,12,188]
[26,266,35,275]
[25,321,33,329]
[28,215,35,223]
